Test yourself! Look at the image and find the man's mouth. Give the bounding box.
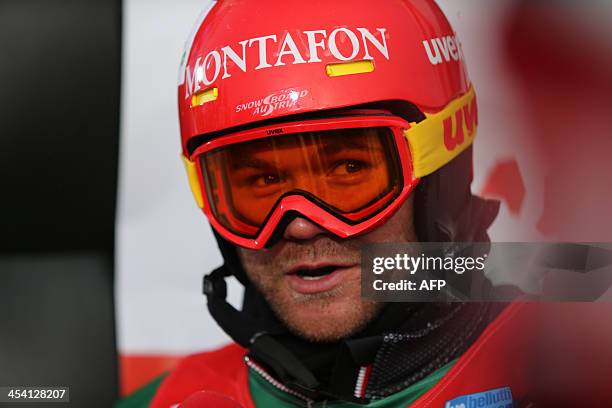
[286,264,358,294]
[294,265,337,280]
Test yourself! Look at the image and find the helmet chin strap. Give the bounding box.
[203,266,320,392]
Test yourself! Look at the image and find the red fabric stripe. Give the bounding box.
[361,365,373,398]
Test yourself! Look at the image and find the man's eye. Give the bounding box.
[330,160,366,176]
[254,174,281,186]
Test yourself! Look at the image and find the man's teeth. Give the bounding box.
[300,275,326,281]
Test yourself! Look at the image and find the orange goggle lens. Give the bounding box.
[199,127,403,239]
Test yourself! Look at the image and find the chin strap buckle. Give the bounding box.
[203,266,228,298]
[202,275,214,296]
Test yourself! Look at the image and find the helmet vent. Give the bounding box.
[191,87,218,107]
[326,60,375,77]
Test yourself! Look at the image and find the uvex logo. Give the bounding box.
[423,35,464,66]
[266,128,283,136]
[443,95,477,151]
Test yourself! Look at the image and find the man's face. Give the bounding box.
[238,196,417,342]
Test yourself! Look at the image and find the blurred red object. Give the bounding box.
[503,1,612,241]
[481,159,526,216]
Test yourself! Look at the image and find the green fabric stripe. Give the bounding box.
[114,374,167,408]
[249,361,455,408]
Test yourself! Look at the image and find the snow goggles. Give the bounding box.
[182,113,417,249]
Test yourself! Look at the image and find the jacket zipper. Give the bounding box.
[244,355,316,407]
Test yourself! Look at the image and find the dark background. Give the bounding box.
[0,0,121,406]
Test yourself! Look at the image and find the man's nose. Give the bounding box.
[283,216,327,241]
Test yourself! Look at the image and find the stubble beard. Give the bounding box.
[238,197,416,342]
[240,236,384,342]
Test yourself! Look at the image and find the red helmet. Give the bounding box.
[179,0,478,248]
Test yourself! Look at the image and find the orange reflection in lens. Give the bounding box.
[204,128,395,235]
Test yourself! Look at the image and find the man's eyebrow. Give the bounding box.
[318,138,382,156]
[230,157,276,170]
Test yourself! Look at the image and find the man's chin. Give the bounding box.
[273,297,383,343]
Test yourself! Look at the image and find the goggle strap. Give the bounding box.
[182,155,204,208]
[405,86,478,178]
